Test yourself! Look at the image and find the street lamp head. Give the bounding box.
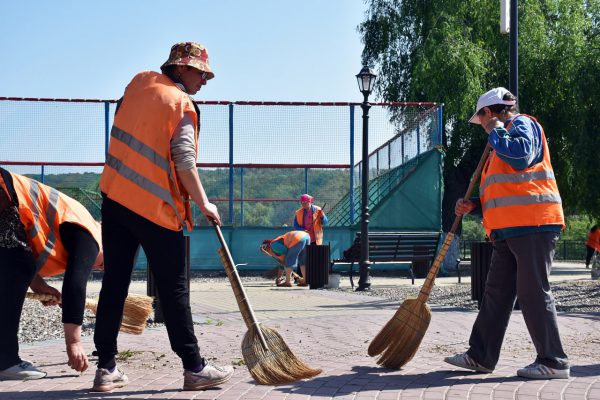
[356,66,377,96]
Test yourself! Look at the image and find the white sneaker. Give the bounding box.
[183,362,234,390]
[444,353,493,373]
[92,367,129,392]
[517,363,570,379]
[0,360,47,380]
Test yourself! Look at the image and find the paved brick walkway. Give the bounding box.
[1,263,599,399]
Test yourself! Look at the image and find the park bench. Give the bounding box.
[331,231,441,287]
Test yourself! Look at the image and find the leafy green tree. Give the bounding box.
[359,0,600,231]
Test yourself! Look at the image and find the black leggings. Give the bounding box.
[59,223,98,325]
[94,195,202,371]
[0,222,97,370]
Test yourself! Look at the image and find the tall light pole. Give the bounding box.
[355,66,376,292]
[501,0,519,97]
[509,0,519,97]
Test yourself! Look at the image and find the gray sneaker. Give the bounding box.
[183,363,234,390]
[92,367,129,392]
[0,360,47,380]
[444,353,493,373]
[517,363,570,379]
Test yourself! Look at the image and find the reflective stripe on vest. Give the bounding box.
[106,126,184,226]
[283,231,309,248]
[483,193,562,210]
[480,170,556,196]
[480,114,564,235]
[11,172,102,276]
[27,182,60,271]
[100,71,197,231]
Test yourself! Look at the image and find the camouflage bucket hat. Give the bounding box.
[160,42,214,80]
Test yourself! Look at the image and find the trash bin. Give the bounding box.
[306,243,330,289]
[412,260,430,279]
[147,236,191,322]
[470,241,493,309]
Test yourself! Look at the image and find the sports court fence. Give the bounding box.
[0,97,442,227]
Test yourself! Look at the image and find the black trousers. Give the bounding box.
[0,245,37,370]
[94,195,202,370]
[467,232,569,370]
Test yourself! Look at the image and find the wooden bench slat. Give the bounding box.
[331,230,442,286]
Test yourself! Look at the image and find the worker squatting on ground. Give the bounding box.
[260,231,311,287]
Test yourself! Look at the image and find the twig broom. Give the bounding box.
[368,144,491,368]
[26,292,153,335]
[212,222,322,384]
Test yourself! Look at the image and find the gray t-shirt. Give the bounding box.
[170,113,197,171]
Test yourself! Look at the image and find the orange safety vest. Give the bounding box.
[295,206,324,245]
[480,114,565,237]
[265,231,310,266]
[100,71,198,231]
[8,172,102,277]
[586,230,600,252]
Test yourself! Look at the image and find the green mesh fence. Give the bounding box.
[1,97,443,269]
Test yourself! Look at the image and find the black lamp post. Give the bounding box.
[355,65,376,292]
[509,0,519,97]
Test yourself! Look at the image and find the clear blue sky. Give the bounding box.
[0,0,370,102]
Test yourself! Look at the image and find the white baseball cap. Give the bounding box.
[469,87,516,124]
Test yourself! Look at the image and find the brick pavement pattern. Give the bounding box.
[1,275,599,400]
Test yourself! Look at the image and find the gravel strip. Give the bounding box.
[18,274,600,344]
[335,279,600,313]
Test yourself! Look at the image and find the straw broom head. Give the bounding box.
[213,223,321,385]
[242,324,322,385]
[26,292,153,335]
[371,298,431,369]
[120,293,154,334]
[368,145,492,369]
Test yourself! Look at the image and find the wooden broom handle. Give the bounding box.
[26,292,97,308]
[417,143,491,303]
[212,222,269,350]
[26,292,59,302]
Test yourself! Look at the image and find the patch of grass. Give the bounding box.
[117,349,142,361]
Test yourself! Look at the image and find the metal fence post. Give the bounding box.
[228,104,234,225]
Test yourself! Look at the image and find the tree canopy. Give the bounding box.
[359,0,600,228]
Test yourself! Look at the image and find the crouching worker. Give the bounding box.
[260,231,310,287]
[0,168,103,380]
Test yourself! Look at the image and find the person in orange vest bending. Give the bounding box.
[0,168,103,381]
[585,225,600,268]
[94,42,233,393]
[445,87,570,380]
[260,231,311,287]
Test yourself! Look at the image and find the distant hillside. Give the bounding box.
[28,168,350,226]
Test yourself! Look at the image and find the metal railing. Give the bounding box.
[459,239,587,262]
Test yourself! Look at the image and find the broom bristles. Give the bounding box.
[242,325,322,385]
[369,298,431,369]
[367,306,405,356]
[28,292,154,335]
[121,293,154,334]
